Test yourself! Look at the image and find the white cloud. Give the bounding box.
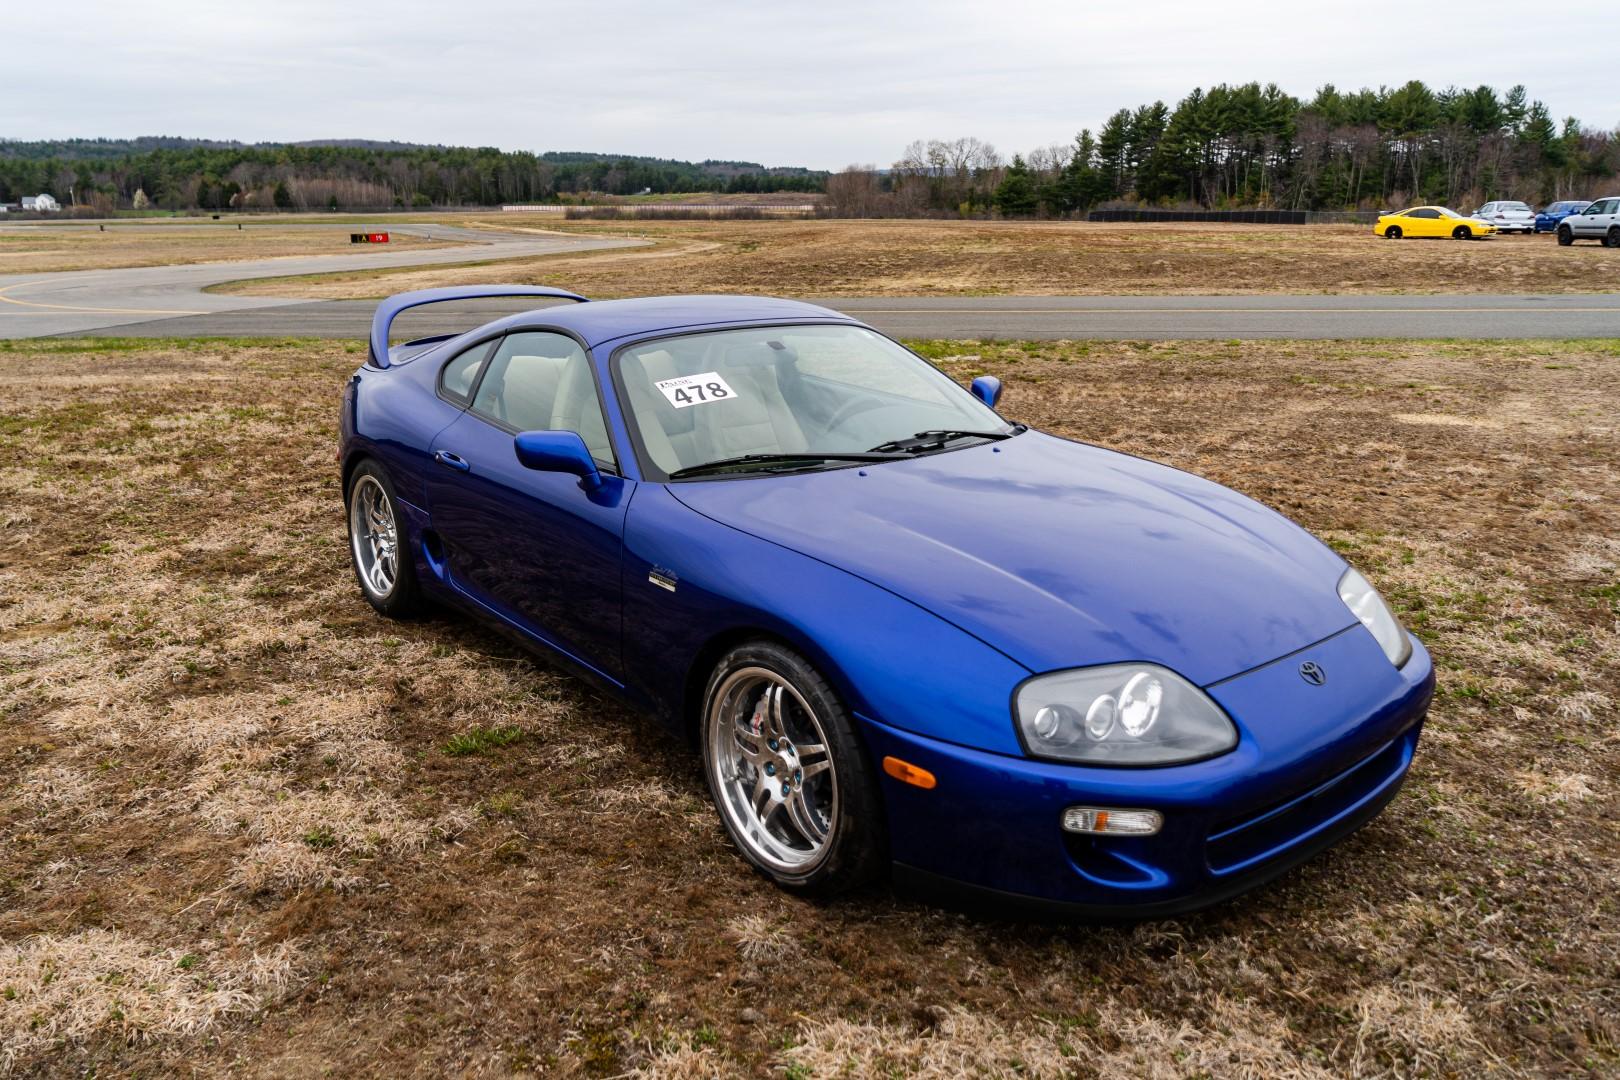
[6,0,1617,168]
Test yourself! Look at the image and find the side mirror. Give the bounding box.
[970,375,1003,409]
[514,430,602,490]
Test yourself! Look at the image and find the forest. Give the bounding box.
[832,81,1620,217]
[4,80,1616,215]
[0,140,825,211]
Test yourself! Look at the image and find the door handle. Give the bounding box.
[433,450,470,472]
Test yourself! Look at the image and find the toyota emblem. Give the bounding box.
[1299,661,1326,686]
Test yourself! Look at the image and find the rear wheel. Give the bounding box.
[346,460,422,618]
[1557,226,1574,246]
[1607,227,1620,249]
[1384,225,1402,239]
[700,640,885,897]
[1452,225,1473,240]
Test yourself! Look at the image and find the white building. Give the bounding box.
[21,194,60,212]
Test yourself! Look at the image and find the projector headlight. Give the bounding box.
[1015,663,1237,766]
[1337,567,1412,668]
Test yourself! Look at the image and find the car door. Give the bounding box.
[1570,199,1609,237]
[426,329,632,682]
[1593,200,1613,235]
[1407,208,1441,237]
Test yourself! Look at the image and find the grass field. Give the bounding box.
[1,337,1617,1076]
[0,225,445,274]
[211,218,1620,300]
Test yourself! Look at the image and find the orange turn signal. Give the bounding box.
[882,756,937,790]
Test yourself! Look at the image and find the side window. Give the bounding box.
[471,331,615,466]
[1410,208,1439,219]
[440,340,493,404]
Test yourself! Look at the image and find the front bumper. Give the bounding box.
[863,626,1434,917]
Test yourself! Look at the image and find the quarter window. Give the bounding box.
[440,340,494,403]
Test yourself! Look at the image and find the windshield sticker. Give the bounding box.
[655,371,738,409]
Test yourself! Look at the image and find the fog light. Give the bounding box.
[1062,806,1163,836]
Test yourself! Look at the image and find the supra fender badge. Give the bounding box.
[648,567,678,593]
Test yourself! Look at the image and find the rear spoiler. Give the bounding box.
[369,285,588,368]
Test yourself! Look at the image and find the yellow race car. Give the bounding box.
[1374,206,1495,240]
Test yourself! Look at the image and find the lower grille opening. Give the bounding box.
[1205,735,1410,876]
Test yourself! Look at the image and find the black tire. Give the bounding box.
[1557,226,1574,247]
[1384,225,1402,239]
[345,459,423,619]
[700,640,885,897]
[1452,225,1472,240]
[1607,227,1620,249]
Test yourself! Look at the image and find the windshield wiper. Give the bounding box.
[866,427,1021,454]
[668,451,906,480]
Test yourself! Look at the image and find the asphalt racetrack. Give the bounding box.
[2,222,1618,340]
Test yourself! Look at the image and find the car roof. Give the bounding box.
[471,294,858,349]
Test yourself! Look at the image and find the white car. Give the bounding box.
[1556,196,1620,247]
[1472,201,1536,234]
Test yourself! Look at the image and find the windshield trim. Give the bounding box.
[606,319,1013,483]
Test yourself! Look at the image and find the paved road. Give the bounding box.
[47,292,1620,341]
[0,223,644,338]
[2,221,1617,340]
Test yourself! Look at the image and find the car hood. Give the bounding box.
[667,431,1355,685]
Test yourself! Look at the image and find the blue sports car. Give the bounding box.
[340,285,1434,916]
[1535,200,1592,233]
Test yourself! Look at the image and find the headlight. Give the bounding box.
[1015,663,1237,766]
[1337,567,1412,668]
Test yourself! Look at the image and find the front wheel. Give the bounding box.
[1557,226,1574,247]
[346,460,422,618]
[700,641,885,897]
[1384,225,1402,239]
[1452,225,1473,240]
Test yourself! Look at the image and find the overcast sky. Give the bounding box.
[8,0,1618,169]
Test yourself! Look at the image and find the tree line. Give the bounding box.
[0,140,826,211]
[828,81,1619,217]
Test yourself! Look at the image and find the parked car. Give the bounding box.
[1556,196,1620,246]
[340,285,1434,916]
[1535,200,1592,233]
[1374,206,1493,239]
[1471,201,1535,233]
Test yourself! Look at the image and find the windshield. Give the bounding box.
[1502,202,1531,212]
[615,324,1012,479]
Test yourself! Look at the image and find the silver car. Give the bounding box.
[1472,200,1536,233]
[1556,196,1620,247]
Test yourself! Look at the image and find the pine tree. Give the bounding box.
[993,156,1038,217]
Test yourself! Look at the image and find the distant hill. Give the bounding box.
[0,138,828,209]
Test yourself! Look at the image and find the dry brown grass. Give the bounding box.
[213,217,1620,300]
[0,336,1616,1076]
[0,224,444,273]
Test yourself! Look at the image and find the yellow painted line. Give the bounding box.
[0,280,204,316]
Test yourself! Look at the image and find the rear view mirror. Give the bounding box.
[970,375,1004,409]
[514,430,602,490]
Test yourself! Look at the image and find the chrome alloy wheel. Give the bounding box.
[706,666,838,874]
[349,475,399,600]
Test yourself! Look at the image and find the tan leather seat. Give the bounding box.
[686,340,807,461]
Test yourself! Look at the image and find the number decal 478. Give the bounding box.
[654,371,739,409]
